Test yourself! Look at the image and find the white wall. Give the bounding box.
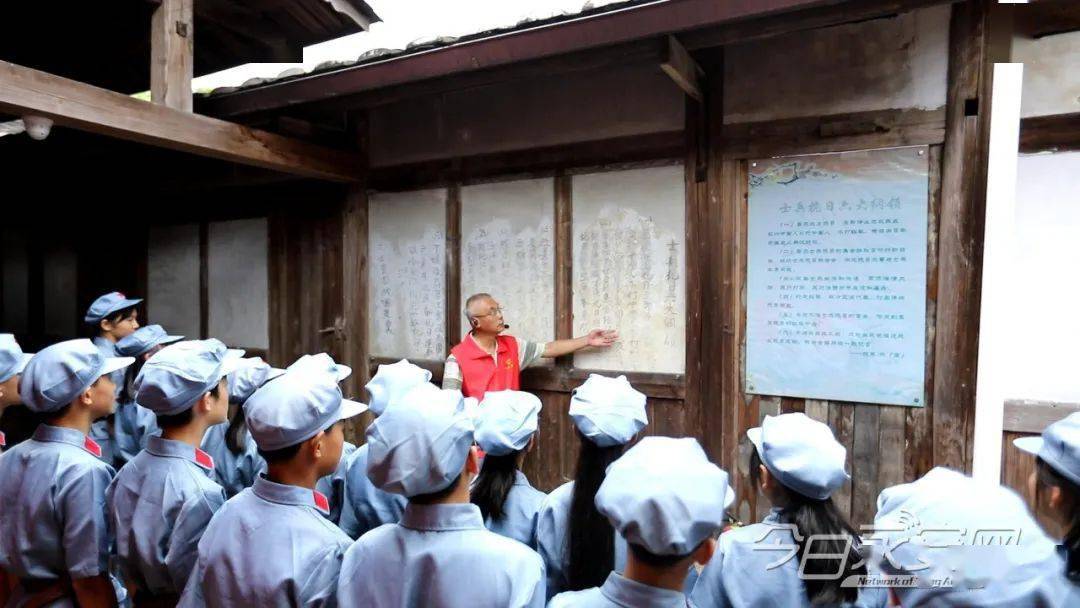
[208,219,269,349]
[1006,151,1080,403]
[1013,31,1080,118]
[147,224,201,339]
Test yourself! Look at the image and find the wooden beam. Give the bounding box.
[720,108,946,159]
[680,0,957,51]
[340,113,370,402]
[370,130,684,191]
[933,0,1012,473]
[0,60,362,182]
[1019,112,1080,153]
[151,0,194,112]
[1003,399,1080,434]
[661,36,703,102]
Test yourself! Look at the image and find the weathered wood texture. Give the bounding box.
[0,60,363,182]
[708,2,995,530]
[1001,430,1059,535]
[150,0,194,112]
[1019,112,1080,154]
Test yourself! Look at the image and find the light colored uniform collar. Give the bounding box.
[145,435,215,470]
[600,572,688,607]
[33,424,103,457]
[512,470,532,487]
[252,475,331,515]
[400,502,485,532]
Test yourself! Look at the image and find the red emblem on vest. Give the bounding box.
[313,490,330,513]
[195,449,215,470]
[83,436,102,458]
[450,335,520,401]
[0,431,6,447]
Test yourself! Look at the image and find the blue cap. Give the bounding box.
[569,374,648,447]
[366,383,474,497]
[287,353,352,383]
[872,467,1066,606]
[135,339,256,415]
[748,412,849,500]
[227,358,285,405]
[1015,412,1080,487]
[0,334,33,384]
[19,339,134,413]
[475,390,541,456]
[597,437,734,556]
[115,325,184,358]
[364,359,432,416]
[84,291,142,324]
[244,368,368,451]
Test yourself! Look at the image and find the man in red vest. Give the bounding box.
[442,293,617,400]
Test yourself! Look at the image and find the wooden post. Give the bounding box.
[0,60,363,182]
[341,114,370,445]
[198,221,209,339]
[151,0,194,112]
[445,185,462,356]
[933,0,1012,472]
[553,174,574,363]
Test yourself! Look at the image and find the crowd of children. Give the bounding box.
[0,291,1077,607]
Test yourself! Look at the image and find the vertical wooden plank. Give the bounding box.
[551,176,573,487]
[267,209,288,366]
[830,402,856,521]
[553,173,573,345]
[804,400,829,423]
[342,186,369,394]
[851,405,881,527]
[198,221,209,339]
[781,398,804,414]
[877,406,906,499]
[934,0,1008,473]
[908,145,942,483]
[342,113,370,440]
[321,209,344,360]
[684,92,706,460]
[718,146,752,523]
[150,0,194,112]
[445,184,462,355]
[751,396,782,522]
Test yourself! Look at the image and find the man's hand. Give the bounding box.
[586,329,619,348]
[542,329,619,359]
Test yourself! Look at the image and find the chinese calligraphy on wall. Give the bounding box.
[746,147,929,406]
[572,164,686,374]
[369,188,447,359]
[461,178,555,350]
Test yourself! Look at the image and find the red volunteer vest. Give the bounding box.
[450,334,520,400]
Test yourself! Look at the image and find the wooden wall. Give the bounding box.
[262,2,1003,527]
[694,0,1008,527]
[260,3,1001,526]
[1000,400,1080,534]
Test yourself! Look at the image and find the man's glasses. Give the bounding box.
[473,307,505,318]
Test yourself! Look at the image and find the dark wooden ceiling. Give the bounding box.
[0,0,379,94]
